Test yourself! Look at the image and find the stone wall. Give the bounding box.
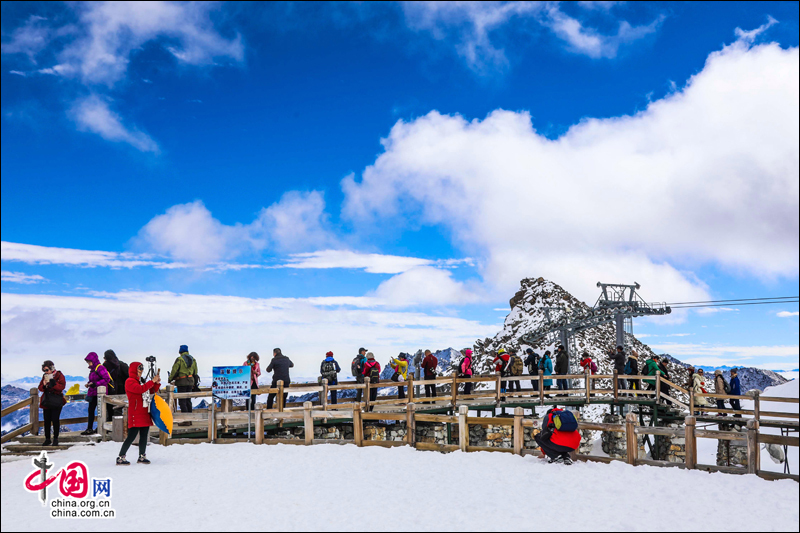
[601,414,645,461]
[364,422,407,442]
[416,423,447,444]
[716,423,748,467]
[469,424,512,447]
[655,422,686,463]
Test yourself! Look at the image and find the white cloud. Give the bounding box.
[372,266,479,307]
[649,342,799,359]
[8,70,28,77]
[0,290,496,378]
[135,192,337,264]
[695,307,740,314]
[283,250,432,274]
[0,14,52,63]
[70,95,159,152]
[342,39,799,306]
[1,271,46,284]
[735,15,778,44]
[1,241,168,269]
[777,311,799,318]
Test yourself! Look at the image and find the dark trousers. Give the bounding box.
[716,399,726,411]
[43,406,62,440]
[87,396,98,430]
[177,385,193,413]
[425,384,437,398]
[267,382,288,410]
[659,383,672,405]
[250,383,258,410]
[531,379,539,392]
[397,385,405,399]
[557,379,568,391]
[119,426,149,458]
[368,388,378,411]
[463,381,473,395]
[355,378,364,403]
[508,380,521,392]
[330,388,338,405]
[730,399,741,411]
[534,433,575,460]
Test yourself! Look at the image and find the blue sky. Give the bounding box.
[1,1,798,379]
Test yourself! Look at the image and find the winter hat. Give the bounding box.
[104,349,117,362]
[366,352,375,359]
[326,351,334,357]
[179,345,189,354]
[465,349,473,356]
[714,369,722,376]
[498,348,507,355]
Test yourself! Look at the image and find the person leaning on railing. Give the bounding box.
[352,348,368,404]
[320,351,341,404]
[116,361,161,465]
[38,360,66,446]
[266,348,293,409]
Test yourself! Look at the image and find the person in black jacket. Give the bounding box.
[524,348,540,392]
[609,346,627,394]
[102,349,128,421]
[554,345,570,394]
[657,358,672,406]
[266,348,293,409]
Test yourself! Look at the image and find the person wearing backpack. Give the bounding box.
[421,349,438,399]
[493,348,512,399]
[82,352,111,435]
[38,360,66,446]
[103,349,129,421]
[624,351,640,395]
[534,407,581,465]
[245,352,261,409]
[609,346,627,394]
[507,348,523,393]
[713,370,729,416]
[729,369,742,416]
[352,348,368,404]
[320,351,341,404]
[460,349,474,395]
[539,351,553,396]
[169,345,199,413]
[657,357,672,406]
[389,353,408,400]
[362,352,381,411]
[524,349,540,392]
[643,355,661,394]
[266,348,294,409]
[554,345,569,394]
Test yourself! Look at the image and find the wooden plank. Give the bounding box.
[617,389,657,395]
[496,374,501,403]
[311,410,353,419]
[660,392,689,411]
[361,412,407,421]
[58,417,90,425]
[415,414,458,424]
[695,392,753,400]
[637,458,686,469]
[165,438,212,445]
[466,417,514,426]
[466,445,513,454]
[635,426,685,437]
[757,470,800,482]
[362,439,407,448]
[168,391,214,399]
[451,375,458,408]
[578,422,625,433]
[696,463,747,475]
[303,402,313,446]
[574,454,622,464]
[759,396,799,404]
[625,412,637,466]
[695,429,747,442]
[760,411,800,419]
[0,423,34,444]
[28,388,39,437]
[1,397,32,418]
[262,438,305,446]
[539,371,544,406]
[416,442,460,453]
[411,377,457,386]
[353,408,363,447]
[311,439,352,446]
[746,419,759,474]
[407,404,415,446]
[660,377,688,396]
[699,407,755,415]
[369,397,410,407]
[758,433,800,447]
[327,383,367,391]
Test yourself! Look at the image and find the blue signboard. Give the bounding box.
[212,366,252,400]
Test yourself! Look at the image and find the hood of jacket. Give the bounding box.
[85,352,101,367]
[129,361,142,380]
[324,356,336,362]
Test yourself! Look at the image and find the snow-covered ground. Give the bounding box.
[3,438,799,531]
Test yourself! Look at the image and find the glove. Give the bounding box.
[46,380,56,388]
[87,382,95,388]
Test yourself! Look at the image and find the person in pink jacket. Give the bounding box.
[245,352,261,409]
[460,349,474,395]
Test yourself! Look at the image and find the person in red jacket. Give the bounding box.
[38,360,66,446]
[421,349,438,399]
[493,348,511,398]
[362,353,381,411]
[116,361,161,465]
[534,408,581,465]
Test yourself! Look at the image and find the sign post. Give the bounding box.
[212,366,252,442]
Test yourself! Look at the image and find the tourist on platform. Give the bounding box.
[525,348,540,392]
[609,346,627,393]
[534,407,580,465]
[554,345,569,394]
[460,349,474,395]
[103,349,129,421]
[493,348,512,399]
[539,351,553,396]
[729,369,742,416]
[692,368,713,414]
[352,348,368,404]
[319,351,341,404]
[422,349,439,399]
[714,370,729,416]
[245,352,261,409]
[657,357,672,406]
[266,348,293,409]
[643,354,661,393]
[507,348,523,393]
[116,361,161,465]
[580,352,597,397]
[362,352,381,411]
[38,360,66,446]
[625,351,640,394]
[169,345,198,414]
[83,352,111,435]
[389,353,408,400]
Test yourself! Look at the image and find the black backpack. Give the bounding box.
[351,356,364,378]
[722,377,731,394]
[322,360,337,381]
[369,365,380,382]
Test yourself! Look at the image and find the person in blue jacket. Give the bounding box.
[320,351,341,404]
[539,350,553,397]
[729,368,742,417]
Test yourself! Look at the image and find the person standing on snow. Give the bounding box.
[116,361,161,465]
[169,345,198,413]
[362,352,381,411]
[38,360,66,446]
[421,349,438,400]
[83,352,111,435]
[320,351,341,404]
[266,348,293,409]
[245,352,261,409]
[352,348,368,404]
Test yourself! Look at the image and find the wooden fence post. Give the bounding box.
[535,370,543,407]
[353,406,363,447]
[458,405,468,453]
[585,369,591,404]
[209,399,215,443]
[496,374,502,403]
[451,374,458,408]
[684,416,696,470]
[29,388,39,436]
[278,381,285,412]
[407,375,414,404]
[513,406,523,456]
[746,419,760,475]
[98,386,107,441]
[303,401,313,445]
[689,389,695,415]
[625,412,638,466]
[254,409,263,445]
[655,372,662,405]
[321,379,328,411]
[752,391,760,423]
[364,377,371,412]
[406,404,416,446]
[613,369,619,403]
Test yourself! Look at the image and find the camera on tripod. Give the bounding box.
[146,355,157,363]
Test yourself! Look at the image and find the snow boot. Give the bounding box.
[52,437,59,446]
[116,456,130,466]
[42,438,52,447]
[137,454,150,464]
[80,428,93,435]
[562,456,573,466]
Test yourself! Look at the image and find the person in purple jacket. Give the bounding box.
[82,352,111,435]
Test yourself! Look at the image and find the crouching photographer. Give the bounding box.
[534,407,581,465]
